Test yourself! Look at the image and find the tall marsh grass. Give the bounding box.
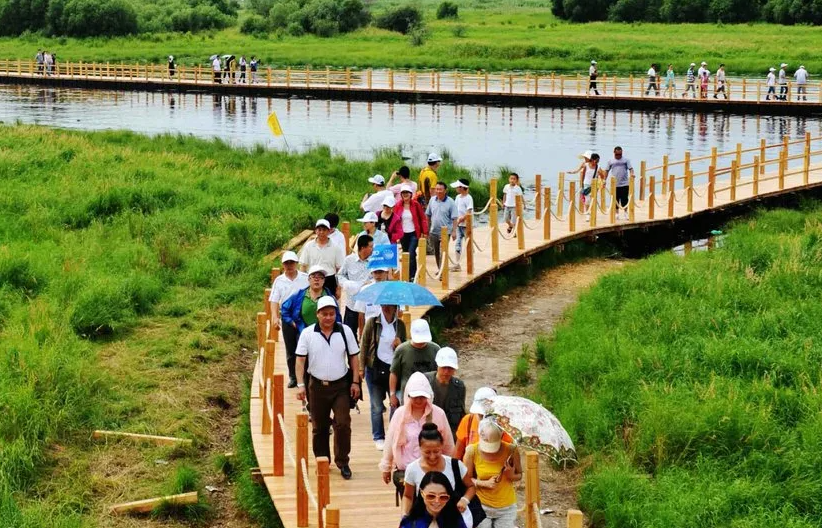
[535,203,822,527]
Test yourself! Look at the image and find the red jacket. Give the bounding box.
[389,201,428,242]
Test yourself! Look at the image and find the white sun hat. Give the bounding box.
[357,212,379,223]
[469,386,498,415]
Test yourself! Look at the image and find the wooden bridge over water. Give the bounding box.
[250,134,822,528]
[2,59,822,114]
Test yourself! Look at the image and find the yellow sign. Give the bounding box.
[267,111,283,137]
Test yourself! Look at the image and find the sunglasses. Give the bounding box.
[423,493,452,503]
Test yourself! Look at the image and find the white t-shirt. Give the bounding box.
[502,184,523,208]
[299,239,344,277]
[328,229,347,251]
[779,69,787,84]
[376,313,397,364]
[268,271,309,305]
[404,456,472,528]
[362,190,394,214]
[212,58,221,72]
[454,194,474,226]
[716,70,726,83]
[697,66,706,79]
[296,323,359,381]
[583,164,598,187]
[795,69,808,84]
[647,67,656,79]
[767,72,776,87]
[401,208,415,233]
[589,65,597,77]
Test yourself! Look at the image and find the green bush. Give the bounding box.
[46,0,138,36]
[267,0,369,36]
[407,23,429,46]
[436,0,458,19]
[0,0,48,36]
[240,13,269,33]
[376,4,422,34]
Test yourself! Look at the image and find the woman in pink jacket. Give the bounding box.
[379,372,454,489]
[388,185,428,282]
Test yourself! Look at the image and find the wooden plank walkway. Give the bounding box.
[250,134,822,528]
[2,59,822,114]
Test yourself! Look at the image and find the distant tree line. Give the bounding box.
[0,0,239,37]
[552,0,822,24]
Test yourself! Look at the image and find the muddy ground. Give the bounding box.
[441,258,627,528]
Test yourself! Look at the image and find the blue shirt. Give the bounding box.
[426,196,459,235]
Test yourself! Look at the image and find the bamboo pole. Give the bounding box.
[417,237,427,286]
[297,413,309,527]
[466,212,474,275]
[110,492,198,515]
[490,179,499,262]
[92,431,192,446]
[272,373,284,476]
[568,181,576,232]
[648,176,655,220]
[440,226,449,290]
[317,457,330,528]
[543,188,551,240]
[534,174,542,220]
[516,195,525,250]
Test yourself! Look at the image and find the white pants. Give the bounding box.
[478,504,517,528]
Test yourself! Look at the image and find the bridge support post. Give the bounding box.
[568,182,576,232]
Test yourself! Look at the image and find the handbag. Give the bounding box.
[451,457,486,527]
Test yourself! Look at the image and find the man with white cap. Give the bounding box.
[453,387,513,461]
[779,63,789,101]
[295,296,360,480]
[299,218,345,296]
[425,347,466,438]
[683,63,697,98]
[450,178,473,272]
[697,61,707,81]
[338,234,374,340]
[269,251,309,387]
[361,174,393,214]
[389,319,439,409]
[356,211,390,247]
[795,65,809,101]
[766,67,777,100]
[419,153,442,205]
[588,60,599,95]
[426,181,459,272]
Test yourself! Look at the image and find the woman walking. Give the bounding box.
[389,185,428,282]
[399,472,468,528]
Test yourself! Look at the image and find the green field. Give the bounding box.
[533,204,822,527]
[2,2,822,76]
[0,124,479,527]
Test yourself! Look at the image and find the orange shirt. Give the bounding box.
[456,414,513,446]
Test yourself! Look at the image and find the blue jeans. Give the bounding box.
[365,367,390,440]
[455,225,466,255]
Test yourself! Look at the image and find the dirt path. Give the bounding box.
[441,258,626,528]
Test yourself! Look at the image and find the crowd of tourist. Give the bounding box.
[588,60,811,101]
[209,54,260,84]
[268,155,525,527]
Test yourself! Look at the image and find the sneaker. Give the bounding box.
[375,439,385,451]
[449,264,461,272]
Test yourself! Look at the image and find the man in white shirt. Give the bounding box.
[450,179,473,272]
[779,63,788,101]
[697,61,707,80]
[338,235,374,340]
[295,296,360,480]
[299,219,345,296]
[212,55,221,83]
[269,251,309,387]
[588,60,599,96]
[645,63,658,96]
[766,67,776,101]
[795,65,809,101]
[502,173,523,235]
[361,175,393,214]
[324,213,347,252]
[714,64,727,100]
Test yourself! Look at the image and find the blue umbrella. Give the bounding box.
[352,281,442,307]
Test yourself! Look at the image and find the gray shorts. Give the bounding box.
[503,206,517,224]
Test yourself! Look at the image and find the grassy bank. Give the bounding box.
[2,5,822,76]
[0,124,478,526]
[532,203,822,527]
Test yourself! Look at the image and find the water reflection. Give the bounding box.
[2,84,821,186]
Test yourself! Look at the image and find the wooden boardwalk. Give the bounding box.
[2,59,822,114]
[249,133,822,528]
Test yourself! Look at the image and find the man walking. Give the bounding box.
[425,347,466,439]
[269,251,309,387]
[299,218,345,296]
[389,319,439,409]
[603,146,635,221]
[714,64,727,99]
[426,182,458,272]
[419,153,442,206]
[361,175,393,214]
[779,63,788,101]
[645,63,658,96]
[766,67,776,101]
[795,65,809,101]
[588,60,600,96]
[338,235,373,340]
[212,55,221,83]
[450,178,473,272]
[295,296,360,480]
[35,50,44,75]
[683,63,696,98]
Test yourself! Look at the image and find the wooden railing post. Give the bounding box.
[534,174,542,220]
[736,142,742,169]
[400,249,409,282]
[639,160,646,200]
[731,160,738,201]
[296,413,309,527]
[648,176,655,220]
[525,452,540,528]
[686,171,693,213]
[264,339,275,388]
[264,288,273,321]
[804,131,811,185]
[629,175,636,222]
[402,312,411,336]
[490,179,500,263]
[326,506,340,528]
[341,221,351,255]
[515,195,525,250]
[753,156,760,196]
[684,150,691,178]
[779,149,786,190]
[711,146,718,168]
[272,373,284,476]
[667,186,675,218]
[609,177,616,224]
[543,188,551,240]
[568,509,584,528]
[256,312,266,354]
[589,179,598,227]
[708,166,715,207]
[317,457,330,528]
[417,237,427,286]
[662,155,669,194]
[557,172,565,217]
[262,379,272,434]
[760,138,766,175]
[568,181,576,232]
[440,226,449,290]
[466,212,474,275]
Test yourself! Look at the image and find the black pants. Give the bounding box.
[646,81,658,95]
[400,232,419,282]
[616,185,629,210]
[780,85,788,100]
[213,71,221,83]
[589,79,599,95]
[343,307,361,343]
[282,319,299,383]
[309,377,352,468]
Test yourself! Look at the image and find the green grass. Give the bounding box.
[0,124,479,526]
[535,202,822,527]
[3,2,822,75]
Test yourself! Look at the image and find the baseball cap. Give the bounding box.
[781,63,788,68]
[690,62,696,67]
[281,250,299,263]
[435,347,459,369]
[357,212,379,223]
[427,152,443,163]
[400,184,414,194]
[469,386,497,415]
[769,67,776,72]
[478,419,503,453]
[368,174,386,186]
[307,265,327,277]
[410,319,432,344]
[315,219,331,229]
[800,65,806,69]
[450,179,470,189]
[382,195,396,207]
[316,296,336,312]
[371,266,390,272]
[580,150,593,160]
[701,61,707,66]
[590,60,597,65]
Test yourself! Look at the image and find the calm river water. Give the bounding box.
[1,84,821,185]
